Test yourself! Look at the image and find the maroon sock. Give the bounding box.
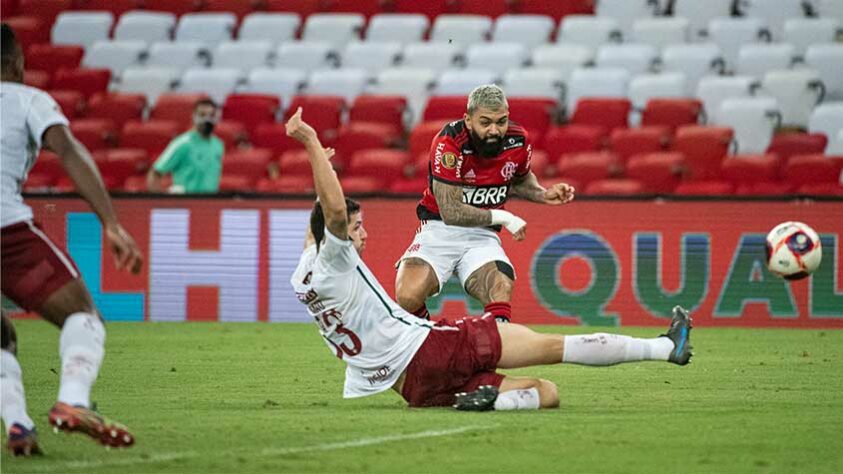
[484,302,512,322]
[412,304,430,320]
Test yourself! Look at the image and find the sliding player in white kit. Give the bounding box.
[287,107,694,411]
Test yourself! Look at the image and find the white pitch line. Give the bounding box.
[23,424,498,472]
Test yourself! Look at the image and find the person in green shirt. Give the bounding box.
[147,98,224,193]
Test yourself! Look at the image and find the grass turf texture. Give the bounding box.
[2,321,842,474]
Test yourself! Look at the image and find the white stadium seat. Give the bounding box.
[805,44,843,101]
[492,14,555,48]
[400,42,461,71]
[175,13,236,45]
[558,15,622,49]
[213,41,273,72]
[829,128,843,155]
[628,72,688,109]
[816,0,843,23]
[306,68,369,102]
[433,68,497,96]
[341,42,401,72]
[595,0,659,38]
[302,14,366,47]
[736,43,796,78]
[502,68,565,102]
[114,11,176,43]
[661,43,724,93]
[708,17,771,71]
[672,0,734,40]
[179,68,243,104]
[146,42,209,72]
[808,102,843,152]
[595,43,658,76]
[245,68,307,108]
[51,12,113,49]
[82,41,146,78]
[566,67,630,113]
[116,67,180,104]
[531,44,594,80]
[783,18,840,57]
[761,69,824,129]
[631,17,690,50]
[738,0,806,40]
[696,75,760,121]
[465,43,528,75]
[365,14,429,44]
[275,42,336,72]
[372,67,436,123]
[716,97,780,154]
[239,13,301,45]
[430,15,493,46]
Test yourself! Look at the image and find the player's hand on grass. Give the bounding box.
[105,223,143,274]
[285,107,319,144]
[543,182,576,205]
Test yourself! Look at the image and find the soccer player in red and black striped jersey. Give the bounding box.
[395,85,575,323]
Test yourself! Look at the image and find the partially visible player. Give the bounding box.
[395,84,575,322]
[1,23,143,455]
[287,107,693,412]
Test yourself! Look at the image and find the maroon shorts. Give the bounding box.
[401,314,504,407]
[1,221,80,311]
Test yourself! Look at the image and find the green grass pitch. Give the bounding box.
[2,321,842,473]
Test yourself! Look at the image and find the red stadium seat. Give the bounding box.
[557,151,621,187]
[222,94,280,132]
[122,175,149,193]
[30,151,63,183]
[721,154,781,185]
[389,176,428,194]
[218,174,254,192]
[570,98,631,131]
[256,175,315,194]
[509,97,558,142]
[94,148,147,189]
[409,121,446,160]
[325,0,384,18]
[71,0,137,17]
[346,149,409,184]
[24,172,55,191]
[673,180,734,196]
[766,133,828,165]
[610,126,670,163]
[86,93,146,129]
[626,151,684,194]
[17,0,71,26]
[265,0,323,18]
[151,93,209,130]
[734,182,795,196]
[672,125,733,180]
[222,148,273,181]
[70,119,117,152]
[423,96,465,123]
[141,0,200,16]
[24,69,50,89]
[641,99,703,132]
[513,0,594,21]
[541,125,606,163]
[203,0,256,21]
[214,120,248,150]
[1,0,19,19]
[52,68,111,100]
[253,123,302,155]
[25,44,84,78]
[3,17,50,49]
[784,154,843,186]
[278,149,315,176]
[349,95,407,137]
[340,176,381,193]
[797,182,843,196]
[120,120,182,158]
[336,123,397,165]
[456,0,509,17]
[393,0,449,20]
[48,89,84,118]
[284,96,345,145]
[585,179,647,196]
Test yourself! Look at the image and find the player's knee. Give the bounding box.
[538,379,560,409]
[395,285,425,312]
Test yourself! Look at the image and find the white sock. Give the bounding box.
[1,349,35,434]
[57,313,105,408]
[493,388,541,411]
[562,333,674,366]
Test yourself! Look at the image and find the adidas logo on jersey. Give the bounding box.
[464,169,476,183]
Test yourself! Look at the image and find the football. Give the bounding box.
[765,221,823,280]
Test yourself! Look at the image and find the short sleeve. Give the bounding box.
[515,136,533,178]
[316,228,359,274]
[429,134,463,185]
[153,138,187,173]
[27,91,69,150]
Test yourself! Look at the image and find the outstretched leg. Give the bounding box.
[454,376,558,412]
[1,311,41,456]
[395,258,440,319]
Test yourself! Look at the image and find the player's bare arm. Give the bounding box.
[43,124,143,274]
[511,172,576,205]
[432,179,492,227]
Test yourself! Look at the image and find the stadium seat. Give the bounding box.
[456,0,508,18]
[341,42,402,72]
[48,89,84,118]
[783,154,843,186]
[86,92,146,129]
[284,96,345,143]
[213,41,272,73]
[302,13,365,47]
[672,0,734,40]
[737,0,806,40]
[389,176,428,194]
[816,0,843,23]
[29,150,63,184]
[508,97,557,140]
[491,14,555,48]
[264,0,322,19]
[558,15,621,48]
[733,181,795,196]
[557,151,622,187]
[762,69,825,129]
[82,41,147,78]
[570,98,631,131]
[541,125,606,163]
[222,148,273,182]
[306,69,369,103]
[335,123,396,164]
[4,17,50,49]
[433,69,497,96]
[24,69,50,89]
[566,68,630,116]
[783,18,841,56]
[531,44,594,81]
[238,13,301,44]
[51,68,110,99]
[50,11,112,49]
[278,148,316,175]
[24,172,56,191]
[326,0,383,18]
[25,44,83,78]
[696,75,759,123]
[349,95,407,137]
[626,151,684,193]
[584,179,647,196]
[203,0,255,22]
[661,43,724,94]
[673,125,734,180]
[116,67,180,104]
[514,0,593,21]
[141,0,199,16]
[610,127,670,162]
[736,44,796,78]
[641,98,703,131]
[71,0,136,17]
[409,121,446,159]
[830,129,843,154]
[466,43,528,75]
[502,68,566,103]
[595,43,658,76]
[720,153,781,187]
[371,68,436,124]
[175,13,236,45]
[766,133,828,164]
[178,68,243,104]
[256,175,315,194]
[253,124,301,155]
[527,149,550,178]
[673,180,734,195]
[400,42,461,71]
[346,149,408,185]
[218,174,254,192]
[628,73,688,110]
[340,176,382,193]
[147,41,209,72]
[808,102,843,152]
[214,120,248,150]
[392,0,448,21]
[365,13,429,44]
[113,11,176,42]
[244,68,306,109]
[422,96,464,122]
[595,0,659,39]
[96,148,148,189]
[150,93,209,129]
[796,182,843,196]
[631,17,689,49]
[70,119,117,152]
[430,14,493,45]
[221,94,280,132]
[708,18,771,71]
[120,120,182,158]
[805,44,843,101]
[716,97,780,154]
[275,41,336,72]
